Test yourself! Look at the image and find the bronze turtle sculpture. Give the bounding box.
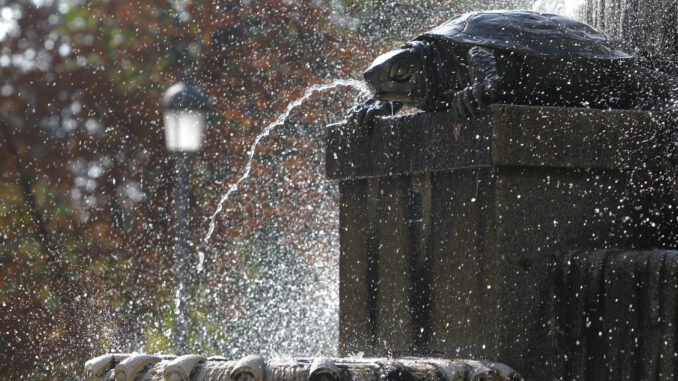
[349,10,677,126]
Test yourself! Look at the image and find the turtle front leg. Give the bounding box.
[451,46,500,120]
[347,99,403,132]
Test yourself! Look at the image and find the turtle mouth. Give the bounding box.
[375,90,425,105]
[374,90,409,99]
[364,83,378,96]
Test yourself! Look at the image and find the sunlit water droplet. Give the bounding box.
[197,251,205,272]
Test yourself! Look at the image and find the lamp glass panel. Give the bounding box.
[163,110,205,152]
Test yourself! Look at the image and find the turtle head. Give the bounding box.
[363,41,432,108]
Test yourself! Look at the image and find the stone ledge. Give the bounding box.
[326,105,660,180]
[84,354,522,381]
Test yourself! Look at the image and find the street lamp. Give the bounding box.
[162,80,210,354]
[162,82,210,152]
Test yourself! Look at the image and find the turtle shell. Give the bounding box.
[414,10,632,60]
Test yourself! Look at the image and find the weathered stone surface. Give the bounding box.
[83,355,521,381]
[327,105,662,180]
[164,355,207,381]
[328,105,678,380]
[554,250,678,380]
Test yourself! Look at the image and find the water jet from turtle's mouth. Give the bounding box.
[204,78,371,243]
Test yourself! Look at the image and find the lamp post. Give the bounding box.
[162,81,210,354]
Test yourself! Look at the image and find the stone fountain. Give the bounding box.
[85,10,678,381]
[85,102,678,381]
[84,354,519,381]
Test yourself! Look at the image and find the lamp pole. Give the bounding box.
[173,150,190,354]
[162,80,210,354]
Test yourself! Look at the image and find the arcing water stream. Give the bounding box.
[203,79,371,244]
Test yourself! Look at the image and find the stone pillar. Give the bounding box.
[326,105,677,380]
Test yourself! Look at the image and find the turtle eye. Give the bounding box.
[390,62,412,82]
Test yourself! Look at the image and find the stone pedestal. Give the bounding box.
[326,105,677,379]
